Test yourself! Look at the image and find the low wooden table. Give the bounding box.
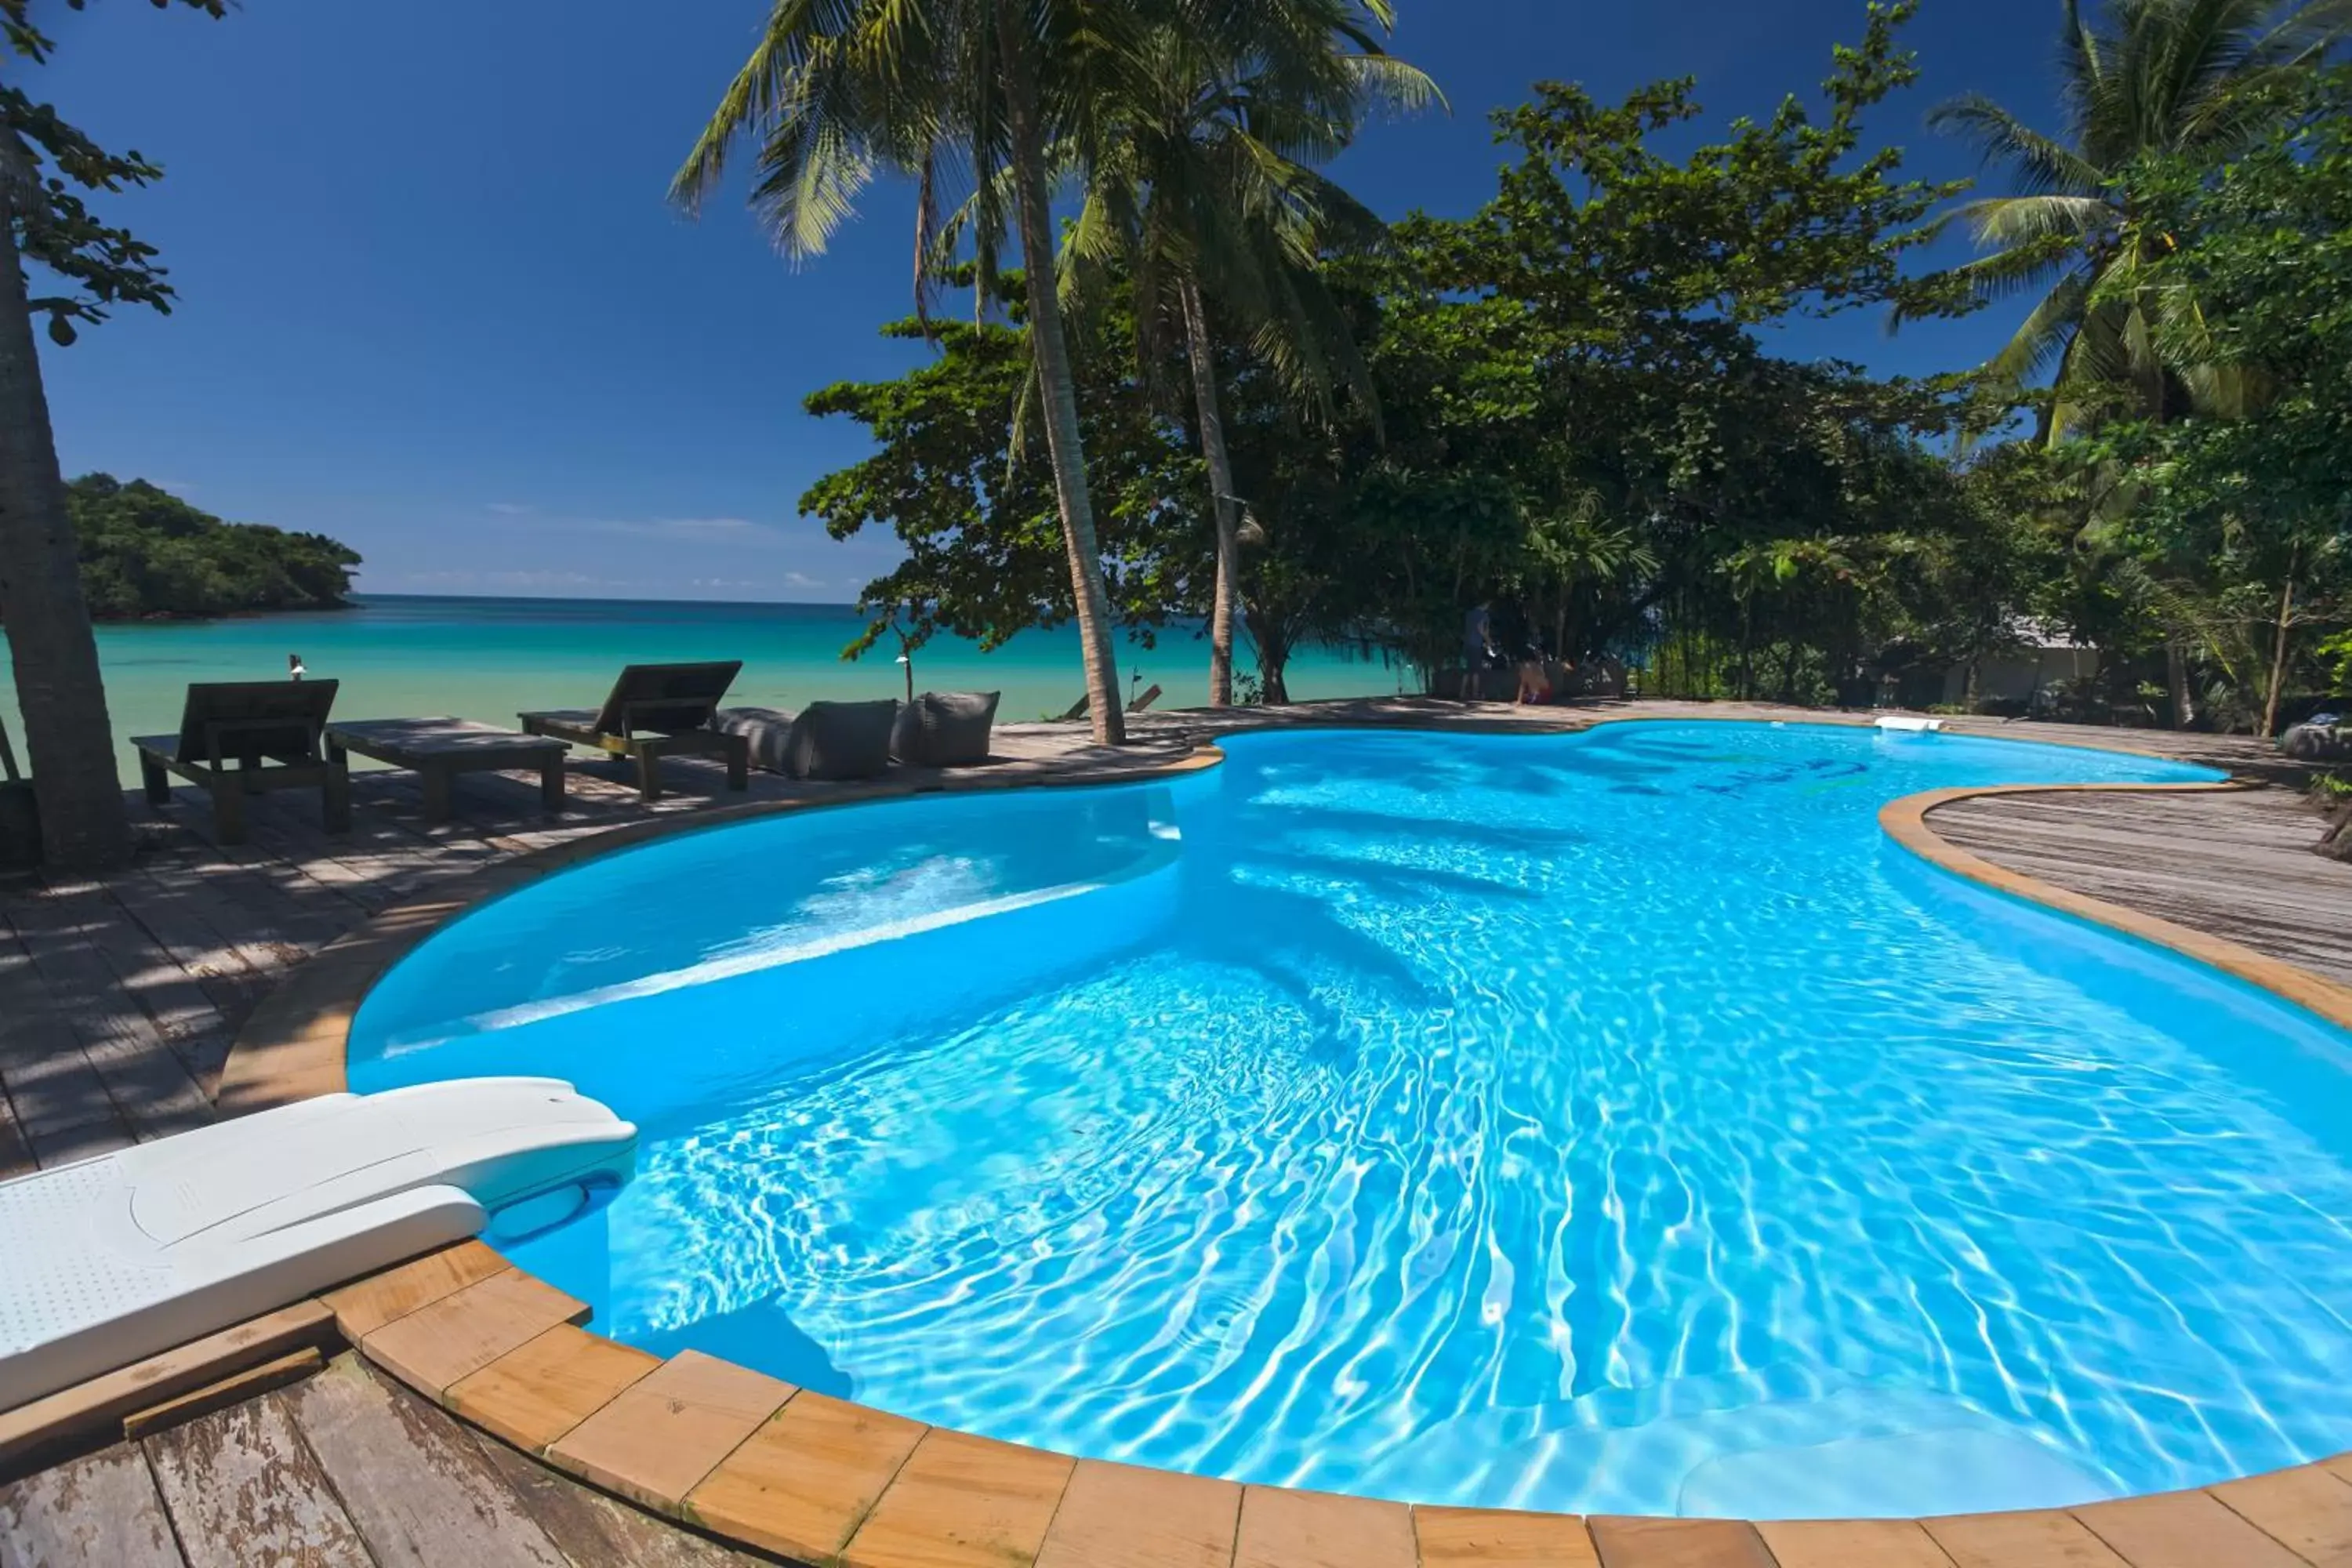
[325,717,567,824]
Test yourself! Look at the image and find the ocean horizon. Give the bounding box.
[2,593,1411,785]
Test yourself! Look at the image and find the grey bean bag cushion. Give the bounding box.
[710,706,796,774]
[784,699,898,780]
[2283,719,2349,762]
[713,702,898,779]
[893,691,1000,768]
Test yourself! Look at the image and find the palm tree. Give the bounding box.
[1061,5,1436,706]
[1919,0,2345,434]
[673,1,1158,745]
[1913,0,2349,724]
[2,1,221,869]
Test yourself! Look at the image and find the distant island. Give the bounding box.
[69,474,360,620]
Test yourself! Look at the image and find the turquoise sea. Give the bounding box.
[0,595,1404,784]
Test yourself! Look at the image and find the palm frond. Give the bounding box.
[1926,93,2108,194]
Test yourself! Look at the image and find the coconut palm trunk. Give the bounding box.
[996,2,1124,745]
[2165,639,2198,730]
[0,219,129,869]
[1176,274,1243,706]
[2262,556,2297,739]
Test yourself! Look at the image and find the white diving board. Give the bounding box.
[0,1077,634,1414]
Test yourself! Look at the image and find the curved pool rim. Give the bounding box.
[220,710,2352,1563]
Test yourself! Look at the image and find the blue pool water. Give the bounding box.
[350,722,2352,1518]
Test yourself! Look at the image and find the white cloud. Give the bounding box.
[648,516,757,535]
[397,568,615,590]
[485,501,535,516]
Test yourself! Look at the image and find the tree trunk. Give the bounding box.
[1246,608,1291,706]
[2262,565,2296,739]
[1177,274,1239,708]
[996,2,1123,745]
[2165,639,2197,731]
[0,220,129,869]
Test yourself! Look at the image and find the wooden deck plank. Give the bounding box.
[1233,1485,1417,1568]
[470,1425,768,1567]
[0,898,215,1144]
[1921,1510,2130,1568]
[684,1392,927,1566]
[0,923,129,1160]
[2071,1488,2308,1568]
[1588,1515,1778,1567]
[0,1445,184,1568]
[143,1393,373,1568]
[0,1076,32,1181]
[0,1299,336,1479]
[1933,789,2352,984]
[548,1351,796,1514]
[1753,1518,1955,1567]
[2208,1465,2352,1566]
[359,1269,590,1396]
[1033,1458,1241,1568]
[1416,1504,1602,1566]
[281,1356,571,1568]
[842,1428,1078,1568]
[446,1323,659,1453]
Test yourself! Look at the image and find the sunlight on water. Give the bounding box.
[352,723,2352,1518]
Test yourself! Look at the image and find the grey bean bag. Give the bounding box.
[893,691,1000,768]
[785,699,898,780]
[2282,720,2349,763]
[710,707,797,774]
[713,701,899,780]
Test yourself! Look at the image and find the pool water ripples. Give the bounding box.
[353,723,2352,1517]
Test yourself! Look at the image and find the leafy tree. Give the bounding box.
[1911,0,2347,431]
[1908,0,2350,726]
[1338,1,1976,692]
[799,287,1201,684]
[68,475,360,619]
[1062,2,1433,706]
[673,0,1221,745]
[2090,72,2352,732]
[2,0,223,868]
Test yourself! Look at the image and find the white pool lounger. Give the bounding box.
[1874,714,1946,733]
[0,1077,634,1414]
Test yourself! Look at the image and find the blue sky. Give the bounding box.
[35,0,2065,603]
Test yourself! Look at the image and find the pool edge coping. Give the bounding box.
[205,711,2352,1566]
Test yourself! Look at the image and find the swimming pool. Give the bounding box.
[350,722,2352,1519]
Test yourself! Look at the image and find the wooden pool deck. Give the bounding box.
[2,698,2347,1567]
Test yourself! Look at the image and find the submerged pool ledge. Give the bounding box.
[194,713,2352,1564]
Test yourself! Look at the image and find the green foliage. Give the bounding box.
[800,6,2018,704]
[797,285,1199,659]
[64,475,360,619]
[1907,0,2350,439]
[4,0,226,342]
[2082,68,2352,729]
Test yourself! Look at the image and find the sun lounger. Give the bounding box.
[0,1077,635,1414]
[519,661,750,801]
[326,717,568,823]
[132,681,350,845]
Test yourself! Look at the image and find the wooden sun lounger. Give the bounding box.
[133,681,350,846]
[518,661,750,803]
[1061,682,1163,722]
[325,717,569,824]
